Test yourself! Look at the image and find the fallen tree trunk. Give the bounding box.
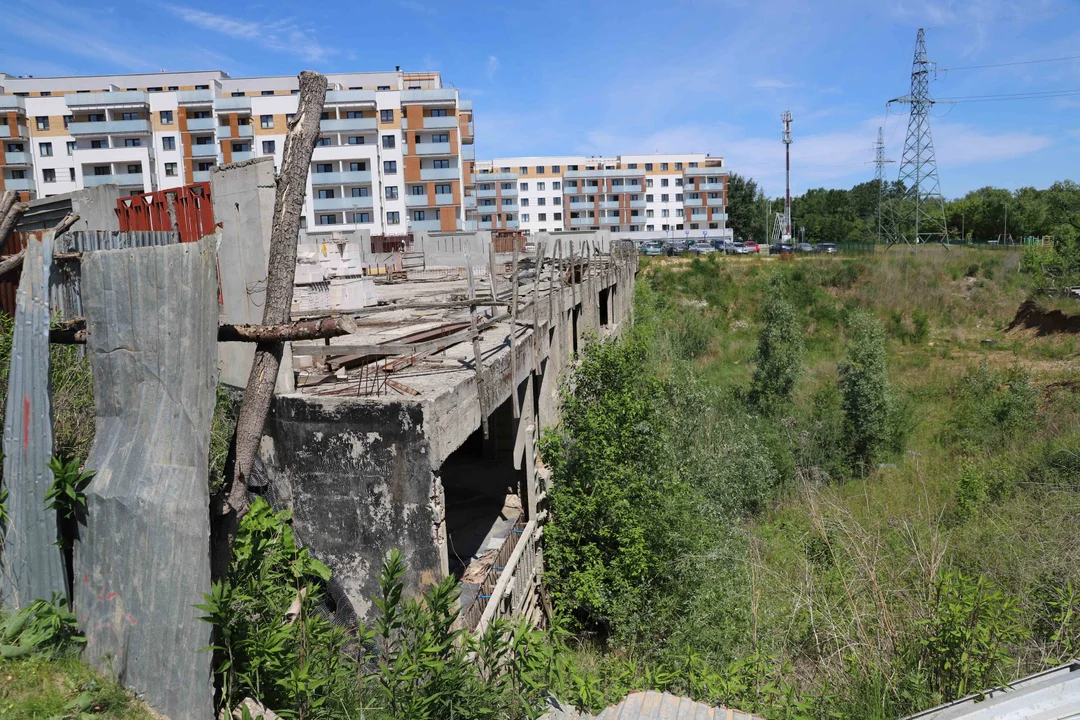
[217,314,358,343]
[0,199,28,250]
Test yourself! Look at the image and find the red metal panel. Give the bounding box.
[115,183,215,243]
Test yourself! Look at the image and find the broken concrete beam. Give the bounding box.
[1,230,66,610]
[73,236,219,720]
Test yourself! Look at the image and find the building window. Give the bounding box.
[318,215,337,225]
[430,108,448,117]
[676,193,684,202]
[160,110,174,124]
[647,209,654,218]
[502,198,514,206]
[662,209,670,218]
[165,162,177,176]
[522,214,530,222]
[261,90,274,96]
[354,212,372,223]
[377,85,391,91]
[554,212,562,220]
[162,136,176,151]
[316,137,331,147]
[553,197,561,205]
[67,168,74,182]
[39,142,52,157]
[385,186,398,199]
[661,178,669,187]
[431,133,449,143]
[286,113,295,123]
[661,194,669,202]
[36,117,49,131]
[66,141,75,155]
[410,184,426,196]
[198,162,214,172]
[675,178,683,186]
[520,198,529,207]
[675,162,683,170]
[538,213,547,221]
[345,111,364,119]
[128,164,141,174]
[382,135,396,149]
[231,142,248,153]
[120,112,138,121]
[318,189,335,199]
[261,115,273,129]
[646,179,653,187]
[383,160,397,174]
[124,138,141,147]
[42,168,56,183]
[386,211,400,224]
[317,163,334,173]
[628,163,637,169]
[348,136,365,145]
[412,210,426,221]
[538,197,546,206]
[352,187,370,197]
[519,182,528,191]
[380,109,394,122]
[432,159,450,169]
[349,161,367,171]
[435,184,451,194]
[230,91,245,97]
[262,140,275,153]
[645,163,653,171]
[646,194,654,202]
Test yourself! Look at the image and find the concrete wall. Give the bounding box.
[15,185,122,234]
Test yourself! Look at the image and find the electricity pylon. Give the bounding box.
[781,110,793,241]
[874,127,894,245]
[887,28,950,249]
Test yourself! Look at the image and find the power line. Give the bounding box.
[942,53,1080,71]
[937,88,1080,102]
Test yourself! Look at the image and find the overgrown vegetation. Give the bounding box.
[539,244,1080,717]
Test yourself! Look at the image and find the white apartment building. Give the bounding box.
[0,69,476,237]
[470,154,729,242]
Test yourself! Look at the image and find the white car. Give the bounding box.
[690,242,716,256]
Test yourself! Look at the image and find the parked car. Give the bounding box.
[642,240,665,257]
[769,243,795,254]
[522,241,537,255]
[666,240,688,255]
[743,241,761,253]
[795,243,815,253]
[711,239,728,251]
[690,241,716,256]
[725,242,753,255]
[815,242,838,254]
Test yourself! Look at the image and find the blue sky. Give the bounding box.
[3,0,1078,197]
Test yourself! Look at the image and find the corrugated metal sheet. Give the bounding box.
[543,691,762,720]
[73,236,218,720]
[0,230,66,609]
[905,661,1080,720]
[50,231,179,321]
[115,183,215,243]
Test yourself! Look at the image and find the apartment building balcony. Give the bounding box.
[565,184,601,194]
[0,124,29,139]
[461,219,477,231]
[191,144,219,158]
[461,147,475,161]
[420,167,458,181]
[600,217,621,225]
[3,177,35,192]
[422,116,458,130]
[311,170,371,186]
[415,142,452,156]
[0,96,26,111]
[231,151,255,162]
[68,119,151,136]
[84,173,145,188]
[707,197,726,207]
[460,100,472,111]
[475,172,517,182]
[400,89,457,105]
[193,170,211,182]
[320,118,377,133]
[408,219,443,232]
[630,200,647,208]
[475,188,497,198]
[186,117,216,131]
[313,196,374,211]
[461,121,475,143]
[324,90,376,105]
[504,218,520,230]
[464,196,476,209]
[683,167,728,177]
[683,196,704,207]
[569,216,593,226]
[712,213,729,222]
[2,152,32,167]
[565,168,644,180]
[177,89,214,105]
[435,193,456,206]
[598,201,620,210]
[65,91,148,108]
[498,202,519,212]
[216,125,253,140]
[214,97,251,112]
[405,194,430,208]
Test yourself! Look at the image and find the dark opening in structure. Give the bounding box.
[599,287,610,326]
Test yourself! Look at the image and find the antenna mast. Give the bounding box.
[874,126,894,245]
[887,28,949,249]
[781,110,793,241]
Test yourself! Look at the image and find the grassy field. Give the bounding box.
[637,245,1080,715]
[0,654,151,719]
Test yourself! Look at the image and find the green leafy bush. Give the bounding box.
[839,312,898,471]
[947,363,1038,450]
[749,279,805,414]
[0,593,84,657]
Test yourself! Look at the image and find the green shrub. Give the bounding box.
[838,312,896,471]
[947,363,1039,450]
[749,278,804,414]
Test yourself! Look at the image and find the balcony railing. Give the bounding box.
[320,117,377,133]
[683,167,728,177]
[68,119,150,136]
[214,97,251,112]
[423,116,458,129]
[461,147,475,161]
[400,89,457,104]
[177,89,214,105]
[193,170,211,182]
[311,170,372,186]
[420,167,458,181]
[2,152,32,166]
[324,90,377,105]
[216,125,254,140]
[0,124,28,139]
[191,144,218,158]
[415,142,452,156]
[707,197,725,207]
[408,218,443,232]
[230,151,254,162]
[0,96,26,111]
[3,177,34,191]
[186,117,215,131]
[65,91,148,108]
[84,173,144,187]
[405,194,433,208]
[313,196,374,211]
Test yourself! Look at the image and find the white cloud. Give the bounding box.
[754,78,800,89]
[5,1,152,71]
[167,6,338,63]
[486,56,500,80]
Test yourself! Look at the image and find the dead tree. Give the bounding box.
[0,193,28,250]
[215,70,327,576]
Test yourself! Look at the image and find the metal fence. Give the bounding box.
[460,518,528,630]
